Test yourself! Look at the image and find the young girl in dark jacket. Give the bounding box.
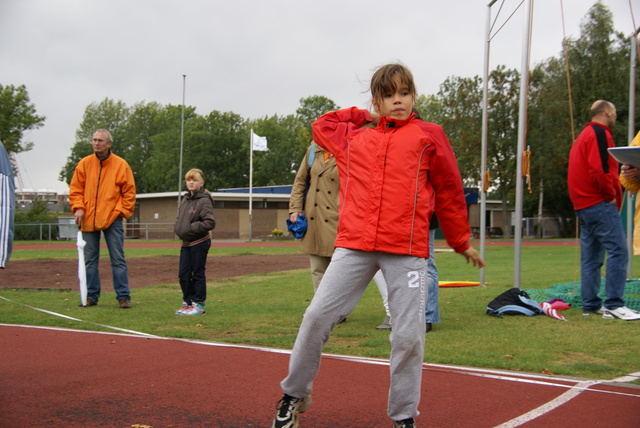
[173,168,216,315]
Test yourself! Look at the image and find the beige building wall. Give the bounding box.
[132,191,291,240]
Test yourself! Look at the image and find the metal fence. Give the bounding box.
[15,217,566,241]
[13,222,178,241]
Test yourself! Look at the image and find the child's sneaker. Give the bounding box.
[393,418,416,427]
[603,306,640,321]
[174,302,190,315]
[181,302,205,316]
[272,393,312,428]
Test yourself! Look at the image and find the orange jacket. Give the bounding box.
[69,152,136,232]
[312,107,471,259]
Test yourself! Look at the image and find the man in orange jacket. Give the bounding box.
[69,129,136,308]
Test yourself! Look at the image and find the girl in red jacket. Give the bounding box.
[272,63,484,428]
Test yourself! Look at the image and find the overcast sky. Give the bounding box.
[0,0,636,193]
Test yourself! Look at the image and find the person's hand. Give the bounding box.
[461,247,485,268]
[289,212,302,222]
[621,164,640,180]
[74,209,85,226]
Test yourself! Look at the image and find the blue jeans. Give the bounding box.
[83,217,130,303]
[576,201,628,311]
[425,229,440,323]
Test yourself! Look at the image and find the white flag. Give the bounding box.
[252,132,268,151]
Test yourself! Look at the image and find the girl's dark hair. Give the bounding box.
[370,63,417,105]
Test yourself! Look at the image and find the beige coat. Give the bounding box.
[289,143,340,257]
[619,131,640,255]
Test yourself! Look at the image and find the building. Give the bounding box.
[131,185,535,240]
[15,189,68,212]
[131,186,291,240]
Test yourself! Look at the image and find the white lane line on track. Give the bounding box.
[0,296,159,337]
[493,380,600,428]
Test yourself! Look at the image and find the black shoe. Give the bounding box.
[393,418,416,427]
[425,323,432,333]
[272,394,312,428]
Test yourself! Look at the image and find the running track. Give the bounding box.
[1,323,638,427]
[12,238,579,251]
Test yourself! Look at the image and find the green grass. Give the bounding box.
[9,240,300,260]
[2,241,640,382]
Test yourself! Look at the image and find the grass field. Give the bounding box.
[2,240,639,383]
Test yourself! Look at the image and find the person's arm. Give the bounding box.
[461,247,485,268]
[191,197,216,234]
[620,164,640,192]
[68,161,86,226]
[620,131,640,192]
[427,124,472,253]
[312,107,373,155]
[117,164,136,219]
[289,146,312,220]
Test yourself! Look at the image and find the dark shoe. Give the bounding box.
[80,298,97,307]
[425,323,432,333]
[393,418,416,427]
[272,393,312,428]
[118,298,131,309]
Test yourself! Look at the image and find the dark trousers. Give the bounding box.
[178,239,211,305]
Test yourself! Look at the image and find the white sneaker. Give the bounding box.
[603,306,640,321]
[179,302,205,316]
[582,306,607,316]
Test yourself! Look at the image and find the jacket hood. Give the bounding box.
[185,188,210,199]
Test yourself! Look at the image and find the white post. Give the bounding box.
[513,0,533,288]
[249,129,254,241]
[177,74,186,209]
[479,0,497,286]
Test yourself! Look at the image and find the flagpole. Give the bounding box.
[177,74,186,209]
[249,129,254,241]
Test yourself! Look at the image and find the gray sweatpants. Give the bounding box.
[281,247,427,421]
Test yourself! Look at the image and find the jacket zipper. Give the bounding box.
[93,160,103,230]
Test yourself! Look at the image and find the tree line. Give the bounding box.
[1,2,637,238]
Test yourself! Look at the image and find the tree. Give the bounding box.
[182,109,248,190]
[297,95,339,125]
[420,69,520,236]
[0,84,45,154]
[143,104,197,192]
[252,114,304,187]
[294,95,340,169]
[118,101,164,193]
[59,98,130,184]
[524,1,634,236]
[486,66,521,236]
[424,76,484,187]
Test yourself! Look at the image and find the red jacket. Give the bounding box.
[312,107,471,258]
[568,122,622,211]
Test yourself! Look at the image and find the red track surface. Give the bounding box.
[1,324,638,428]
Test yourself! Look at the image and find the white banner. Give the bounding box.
[252,132,268,151]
